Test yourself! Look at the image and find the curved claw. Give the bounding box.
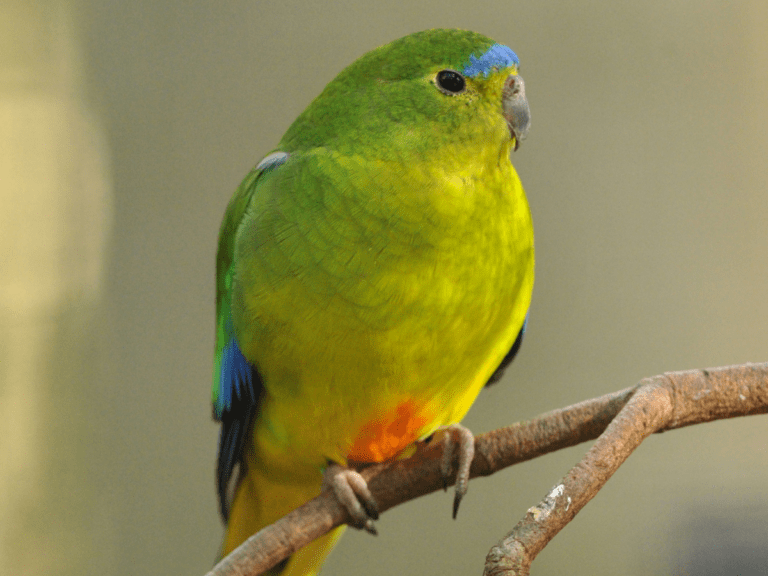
[323,462,379,535]
[439,424,476,519]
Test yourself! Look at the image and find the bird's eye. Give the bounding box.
[435,70,466,95]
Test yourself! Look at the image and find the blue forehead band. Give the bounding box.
[462,44,520,78]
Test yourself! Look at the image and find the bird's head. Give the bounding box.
[280,29,530,161]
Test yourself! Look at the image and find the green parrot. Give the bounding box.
[212,28,534,575]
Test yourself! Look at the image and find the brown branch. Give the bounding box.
[483,362,768,575]
[206,362,768,576]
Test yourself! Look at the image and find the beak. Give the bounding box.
[503,74,530,151]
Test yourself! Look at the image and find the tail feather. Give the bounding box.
[221,465,345,576]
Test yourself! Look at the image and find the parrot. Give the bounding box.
[212,28,534,576]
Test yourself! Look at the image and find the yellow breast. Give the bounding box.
[235,147,534,471]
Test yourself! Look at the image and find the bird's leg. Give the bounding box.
[438,423,476,519]
[322,461,379,535]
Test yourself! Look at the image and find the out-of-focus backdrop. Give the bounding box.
[2,1,768,575]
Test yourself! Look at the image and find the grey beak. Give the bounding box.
[503,74,530,151]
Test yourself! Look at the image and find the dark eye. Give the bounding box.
[436,69,466,95]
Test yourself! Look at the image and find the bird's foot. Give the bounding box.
[323,462,379,535]
[436,423,475,519]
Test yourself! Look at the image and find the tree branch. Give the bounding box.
[483,362,768,575]
[206,362,768,576]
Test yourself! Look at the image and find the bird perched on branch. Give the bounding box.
[212,28,534,575]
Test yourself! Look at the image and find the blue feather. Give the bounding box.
[255,151,289,173]
[215,334,262,520]
[463,44,519,78]
[218,337,257,415]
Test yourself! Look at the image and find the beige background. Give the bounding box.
[2,1,768,575]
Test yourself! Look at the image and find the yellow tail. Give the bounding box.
[222,465,346,576]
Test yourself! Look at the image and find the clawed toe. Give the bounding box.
[323,462,379,535]
[437,423,475,519]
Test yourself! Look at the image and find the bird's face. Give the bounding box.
[427,63,530,152]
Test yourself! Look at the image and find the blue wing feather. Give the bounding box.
[216,330,259,416]
[216,335,262,520]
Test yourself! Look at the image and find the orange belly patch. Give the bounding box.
[347,400,430,462]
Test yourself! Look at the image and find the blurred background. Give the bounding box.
[2,0,767,574]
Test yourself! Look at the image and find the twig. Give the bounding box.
[483,362,768,575]
[205,362,768,576]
